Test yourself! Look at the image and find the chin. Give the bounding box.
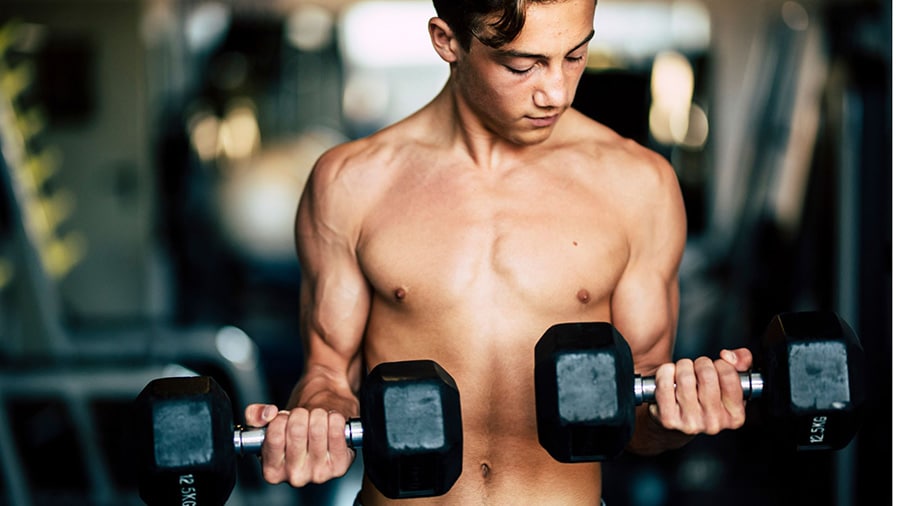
[511,129,554,146]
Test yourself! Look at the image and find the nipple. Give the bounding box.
[576,288,591,304]
[393,287,407,301]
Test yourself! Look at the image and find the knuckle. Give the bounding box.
[694,356,714,368]
[287,418,308,441]
[675,365,697,384]
[704,417,722,435]
[659,410,679,429]
[288,468,311,488]
[311,467,334,484]
[715,358,735,374]
[680,422,699,435]
[308,419,328,442]
[262,467,284,485]
[681,412,704,434]
[697,365,719,384]
[675,358,694,371]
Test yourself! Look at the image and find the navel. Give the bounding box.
[576,288,591,304]
[393,287,407,302]
[480,462,491,479]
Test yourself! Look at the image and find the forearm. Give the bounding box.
[625,404,695,456]
[290,279,367,416]
[288,359,363,417]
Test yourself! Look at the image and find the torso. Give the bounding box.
[341,106,653,505]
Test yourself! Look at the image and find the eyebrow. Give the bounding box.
[495,30,596,60]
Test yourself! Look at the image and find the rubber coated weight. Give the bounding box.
[760,311,865,451]
[361,360,463,498]
[133,376,236,506]
[534,322,636,462]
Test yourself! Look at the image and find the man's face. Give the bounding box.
[454,0,596,145]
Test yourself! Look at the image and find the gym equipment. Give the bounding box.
[134,360,463,505]
[534,311,865,462]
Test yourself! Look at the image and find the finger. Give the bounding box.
[652,363,678,426]
[284,408,313,487]
[693,356,724,433]
[734,348,754,370]
[328,411,355,473]
[244,404,278,427]
[260,410,290,483]
[715,359,747,427]
[306,408,331,483]
[720,348,753,371]
[694,356,722,405]
[674,358,702,433]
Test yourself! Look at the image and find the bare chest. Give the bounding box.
[357,170,629,316]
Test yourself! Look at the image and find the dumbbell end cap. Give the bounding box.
[762,311,866,452]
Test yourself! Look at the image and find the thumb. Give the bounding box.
[720,349,738,365]
[720,348,754,370]
[244,403,279,426]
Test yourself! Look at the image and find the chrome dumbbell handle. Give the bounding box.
[633,371,764,405]
[234,418,364,456]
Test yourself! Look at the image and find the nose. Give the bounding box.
[533,65,568,109]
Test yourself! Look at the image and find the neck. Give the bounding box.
[431,79,536,171]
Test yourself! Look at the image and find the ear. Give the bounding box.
[428,17,460,63]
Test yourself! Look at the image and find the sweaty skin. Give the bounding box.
[245,1,753,505]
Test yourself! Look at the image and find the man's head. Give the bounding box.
[429,0,597,146]
[432,0,552,51]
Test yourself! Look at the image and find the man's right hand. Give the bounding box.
[243,404,357,487]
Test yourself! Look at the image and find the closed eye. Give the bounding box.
[505,65,535,75]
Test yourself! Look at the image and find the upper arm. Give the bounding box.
[294,149,372,395]
[609,150,687,375]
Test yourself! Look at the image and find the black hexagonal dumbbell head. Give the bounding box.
[534,322,635,462]
[760,311,866,451]
[133,376,236,506]
[360,359,463,499]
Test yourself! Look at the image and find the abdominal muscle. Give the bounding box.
[356,294,608,506]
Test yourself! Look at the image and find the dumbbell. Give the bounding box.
[534,311,865,462]
[134,360,463,505]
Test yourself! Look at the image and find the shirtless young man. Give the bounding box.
[244,0,754,504]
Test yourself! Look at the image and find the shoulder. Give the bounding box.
[308,114,435,184]
[296,137,380,240]
[307,137,385,193]
[304,130,401,208]
[612,139,682,216]
[557,110,686,252]
[299,123,431,233]
[559,109,681,205]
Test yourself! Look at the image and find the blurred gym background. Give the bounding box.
[0,0,890,504]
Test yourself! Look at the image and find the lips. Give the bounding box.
[527,114,559,128]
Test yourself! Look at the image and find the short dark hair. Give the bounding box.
[432,0,534,51]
